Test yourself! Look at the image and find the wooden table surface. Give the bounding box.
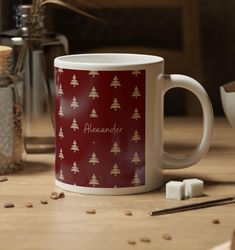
[0,117,235,250]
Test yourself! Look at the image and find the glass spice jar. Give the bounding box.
[0,46,23,174]
[0,4,69,154]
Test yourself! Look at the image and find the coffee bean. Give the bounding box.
[162,234,172,240]
[127,239,136,245]
[50,192,65,200]
[58,192,65,198]
[50,194,58,200]
[86,209,96,214]
[40,200,48,205]
[25,203,33,208]
[4,203,14,208]
[139,236,151,243]
[124,210,132,216]
[212,219,220,224]
[0,177,8,182]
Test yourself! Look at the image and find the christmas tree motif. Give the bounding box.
[131,108,141,121]
[110,98,121,111]
[131,173,141,186]
[59,169,64,181]
[131,86,141,99]
[89,174,99,187]
[58,127,64,139]
[89,152,100,166]
[110,76,121,88]
[58,68,63,74]
[89,71,99,77]
[89,108,98,118]
[58,148,64,160]
[131,152,141,165]
[58,84,64,96]
[131,130,141,143]
[71,161,79,174]
[89,86,99,100]
[110,164,121,176]
[71,118,79,131]
[110,142,121,155]
[58,105,64,118]
[132,70,141,77]
[70,74,79,87]
[70,97,79,109]
[71,140,79,153]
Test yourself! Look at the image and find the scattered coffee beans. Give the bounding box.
[86,209,96,214]
[127,239,136,245]
[0,177,8,182]
[25,203,33,208]
[124,210,132,216]
[40,200,48,205]
[162,234,172,240]
[212,219,220,224]
[4,202,14,208]
[139,236,151,243]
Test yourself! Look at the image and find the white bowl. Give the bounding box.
[220,82,235,127]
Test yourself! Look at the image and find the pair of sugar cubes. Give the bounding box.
[166,179,204,200]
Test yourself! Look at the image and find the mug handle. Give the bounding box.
[160,74,214,169]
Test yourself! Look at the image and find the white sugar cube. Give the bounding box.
[165,181,185,200]
[183,178,204,198]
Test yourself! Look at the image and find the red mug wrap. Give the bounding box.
[55,68,145,188]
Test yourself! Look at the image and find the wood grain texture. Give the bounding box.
[0,117,234,250]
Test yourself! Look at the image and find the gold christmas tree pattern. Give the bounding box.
[131,152,141,165]
[89,108,98,118]
[55,68,145,188]
[131,173,141,186]
[110,164,121,176]
[89,153,100,166]
[110,142,121,155]
[110,76,121,88]
[59,148,64,160]
[89,174,99,187]
[131,130,141,143]
[131,108,141,121]
[131,70,141,77]
[110,98,121,111]
[70,97,79,109]
[58,68,63,74]
[58,127,64,139]
[71,140,79,153]
[131,86,141,99]
[71,161,79,174]
[71,118,79,131]
[59,169,64,181]
[89,86,99,100]
[58,105,64,118]
[70,74,79,87]
[89,71,99,77]
[58,84,64,96]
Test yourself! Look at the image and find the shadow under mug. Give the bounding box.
[54,53,213,195]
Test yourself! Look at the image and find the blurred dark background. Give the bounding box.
[1,0,235,116]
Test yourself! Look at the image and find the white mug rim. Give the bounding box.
[54,53,164,70]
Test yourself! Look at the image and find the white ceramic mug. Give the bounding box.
[54,53,213,195]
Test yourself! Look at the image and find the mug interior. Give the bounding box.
[55,53,163,68]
